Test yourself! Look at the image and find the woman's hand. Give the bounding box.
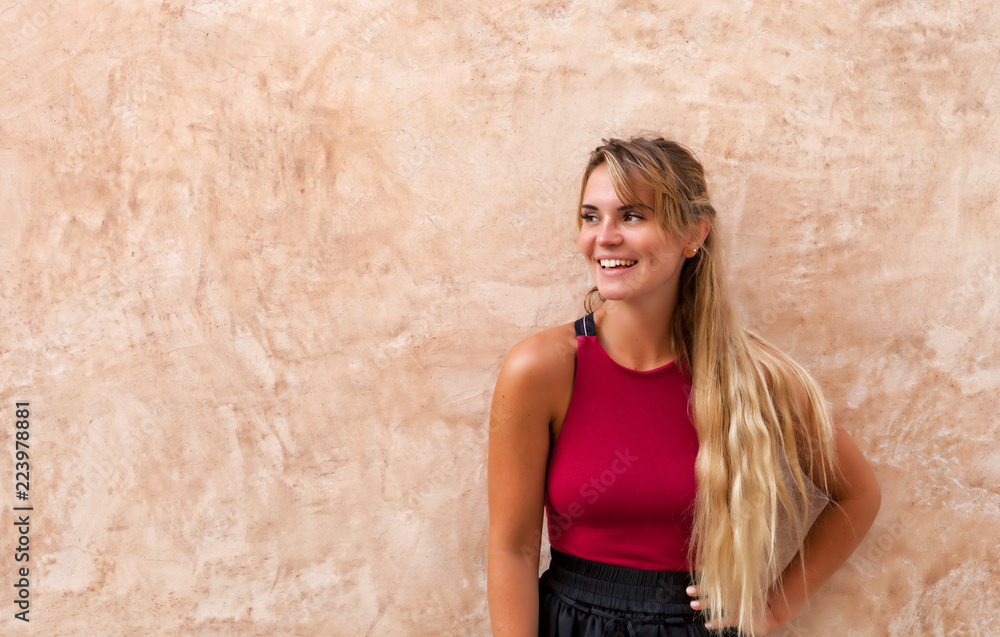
[685,584,796,635]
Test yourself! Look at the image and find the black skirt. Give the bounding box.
[539,548,742,637]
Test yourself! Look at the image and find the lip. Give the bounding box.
[594,258,639,275]
[595,257,638,264]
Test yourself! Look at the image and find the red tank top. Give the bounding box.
[544,313,699,571]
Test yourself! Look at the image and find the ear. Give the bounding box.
[692,218,711,247]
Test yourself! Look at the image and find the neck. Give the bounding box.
[594,290,679,371]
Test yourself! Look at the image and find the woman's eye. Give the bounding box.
[580,212,597,222]
[624,212,644,222]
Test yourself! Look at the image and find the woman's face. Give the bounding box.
[578,163,689,304]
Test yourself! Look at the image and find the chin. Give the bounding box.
[594,286,632,302]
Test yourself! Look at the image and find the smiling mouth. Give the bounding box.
[599,259,637,269]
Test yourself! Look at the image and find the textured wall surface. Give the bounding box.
[1,0,998,635]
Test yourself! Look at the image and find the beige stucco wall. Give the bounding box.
[1,0,997,634]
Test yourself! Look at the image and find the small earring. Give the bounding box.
[686,247,698,258]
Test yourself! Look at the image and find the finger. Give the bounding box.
[689,599,724,612]
[704,616,738,630]
[689,596,716,611]
[686,585,715,600]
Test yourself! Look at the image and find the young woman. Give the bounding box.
[487,137,881,636]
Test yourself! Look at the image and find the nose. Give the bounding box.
[597,218,622,246]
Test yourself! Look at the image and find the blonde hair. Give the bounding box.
[578,137,838,634]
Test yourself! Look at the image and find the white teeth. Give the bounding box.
[599,259,637,268]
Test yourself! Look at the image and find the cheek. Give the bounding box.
[642,235,680,267]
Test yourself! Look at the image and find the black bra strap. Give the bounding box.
[574,312,596,337]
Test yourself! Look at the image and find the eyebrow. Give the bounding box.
[580,203,650,211]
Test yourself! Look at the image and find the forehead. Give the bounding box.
[583,163,655,208]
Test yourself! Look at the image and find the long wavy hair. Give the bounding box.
[577,137,838,634]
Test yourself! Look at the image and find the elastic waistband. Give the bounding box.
[542,548,701,617]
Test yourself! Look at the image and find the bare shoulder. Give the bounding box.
[501,321,578,382]
[491,321,577,431]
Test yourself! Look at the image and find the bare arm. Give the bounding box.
[687,366,882,634]
[693,421,882,633]
[759,422,882,631]
[487,335,566,637]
